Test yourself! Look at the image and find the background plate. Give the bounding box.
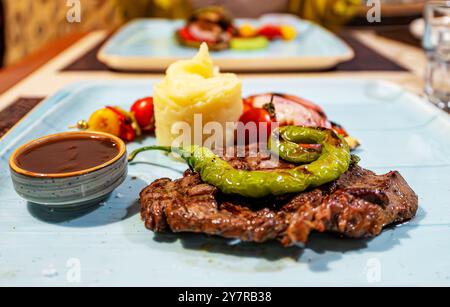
[1,78,449,286]
[97,18,354,71]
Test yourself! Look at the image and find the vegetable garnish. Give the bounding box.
[242,93,360,149]
[238,106,275,140]
[176,6,235,51]
[257,24,283,40]
[238,23,257,38]
[238,94,277,141]
[71,106,141,142]
[178,7,297,51]
[130,97,155,132]
[128,126,350,198]
[230,36,269,50]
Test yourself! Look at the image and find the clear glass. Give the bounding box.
[423,1,450,111]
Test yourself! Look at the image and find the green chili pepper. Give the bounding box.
[268,127,322,164]
[128,126,350,198]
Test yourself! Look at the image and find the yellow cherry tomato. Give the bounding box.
[280,25,297,41]
[87,108,121,137]
[239,23,257,38]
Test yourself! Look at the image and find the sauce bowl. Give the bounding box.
[9,131,127,208]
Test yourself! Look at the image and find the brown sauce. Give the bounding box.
[16,136,120,174]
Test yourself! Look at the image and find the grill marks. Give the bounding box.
[140,149,418,246]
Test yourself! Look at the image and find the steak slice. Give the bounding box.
[140,149,418,246]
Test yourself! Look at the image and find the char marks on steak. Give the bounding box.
[140,147,418,246]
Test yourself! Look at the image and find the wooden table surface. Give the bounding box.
[0,32,88,96]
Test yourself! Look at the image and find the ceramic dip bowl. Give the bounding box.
[9,131,127,208]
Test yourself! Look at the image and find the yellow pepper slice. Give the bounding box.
[239,23,257,38]
[280,25,297,41]
[87,108,121,137]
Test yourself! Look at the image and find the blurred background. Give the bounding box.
[0,0,426,68]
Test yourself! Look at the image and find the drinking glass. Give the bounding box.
[423,1,450,111]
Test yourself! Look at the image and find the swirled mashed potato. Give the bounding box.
[154,43,242,147]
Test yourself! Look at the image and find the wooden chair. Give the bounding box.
[0,0,5,67]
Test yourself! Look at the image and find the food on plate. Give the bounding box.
[176,6,236,51]
[131,48,416,245]
[59,45,414,246]
[240,23,296,42]
[130,97,155,132]
[238,23,258,38]
[177,7,298,51]
[139,143,418,246]
[230,36,269,51]
[244,93,330,127]
[238,98,276,141]
[76,45,355,149]
[241,93,360,149]
[129,126,351,198]
[153,43,242,146]
[73,106,141,142]
[75,90,358,150]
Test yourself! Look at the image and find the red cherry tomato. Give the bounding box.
[238,107,275,141]
[257,25,282,40]
[131,97,155,132]
[242,99,253,114]
[187,24,217,44]
[178,27,197,42]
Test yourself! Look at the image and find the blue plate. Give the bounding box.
[97,17,354,71]
[1,78,449,286]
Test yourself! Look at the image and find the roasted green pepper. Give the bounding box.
[128,126,350,198]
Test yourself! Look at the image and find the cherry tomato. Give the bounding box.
[187,24,217,44]
[238,107,275,141]
[257,25,282,40]
[242,98,253,114]
[179,26,217,44]
[131,97,155,132]
[178,27,197,42]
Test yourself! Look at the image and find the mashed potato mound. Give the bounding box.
[154,43,242,147]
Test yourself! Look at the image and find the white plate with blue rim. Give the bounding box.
[97,16,354,71]
[0,78,449,286]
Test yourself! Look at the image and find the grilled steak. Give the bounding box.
[140,147,418,246]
